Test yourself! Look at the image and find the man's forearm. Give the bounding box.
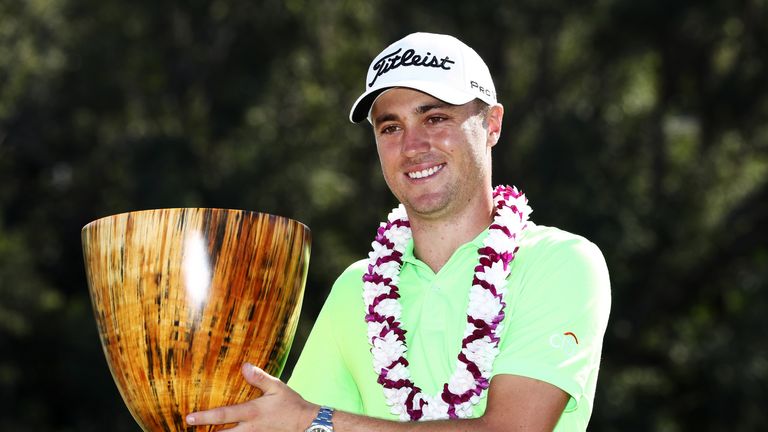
[331,410,492,432]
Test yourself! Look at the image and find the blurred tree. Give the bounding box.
[0,0,766,430]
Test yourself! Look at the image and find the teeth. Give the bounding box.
[407,164,443,179]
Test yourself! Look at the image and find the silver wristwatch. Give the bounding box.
[305,406,334,432]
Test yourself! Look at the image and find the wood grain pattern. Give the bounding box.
[82,208,311,431]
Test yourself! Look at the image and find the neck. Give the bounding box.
[408,191,495,273]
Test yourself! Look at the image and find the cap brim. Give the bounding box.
[349,89,388,124]
[349,81,477,124]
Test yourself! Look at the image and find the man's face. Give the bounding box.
[370,88,501,221]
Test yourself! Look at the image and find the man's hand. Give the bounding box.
[186,368,568,432]
[185,363,318,431]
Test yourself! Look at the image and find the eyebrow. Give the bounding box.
[415,102,450,114]
[373,102,451,126]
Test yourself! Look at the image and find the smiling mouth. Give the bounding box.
[406,164,445,180]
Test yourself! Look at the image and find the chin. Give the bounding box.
[405,197,451,218]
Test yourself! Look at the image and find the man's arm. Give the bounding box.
[186,363,568,431]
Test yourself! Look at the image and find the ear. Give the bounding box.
[486,104,504,148]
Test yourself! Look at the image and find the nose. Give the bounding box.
[402,124,430,158]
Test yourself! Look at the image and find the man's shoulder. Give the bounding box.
[327,258,368,295]
[511,223,611,316]
[521,223,589,244]
[517,223,607,270]
[337,258,368,280]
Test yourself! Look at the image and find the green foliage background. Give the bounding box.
[1,0,766,430]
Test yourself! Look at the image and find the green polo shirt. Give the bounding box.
[287,223,611,431]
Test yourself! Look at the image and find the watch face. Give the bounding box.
[306,426,333,432]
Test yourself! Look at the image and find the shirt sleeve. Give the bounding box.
[492,231,611,411]
[286,266,365,414]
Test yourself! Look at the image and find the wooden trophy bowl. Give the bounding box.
[82,208,310,431]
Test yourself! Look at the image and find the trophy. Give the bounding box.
[82,208,311,431]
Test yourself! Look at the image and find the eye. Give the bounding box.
[379,124,401,135]
[426,115,447,125]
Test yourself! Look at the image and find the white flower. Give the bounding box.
[367,321,387,341]
[376,261,402,280]
[514,200,533,219]
[368,240,391,263]
[408,392,426,419]
[383,386,410,408]
[387,362,411,381]
[386,225,412,249]
[363,281,390,305]
[372,332,406,370]
[375,298,402,318]
[388,204,408,223]
[421,395,449,420]
[494,205,516,223]
[384,387,414,421]
[484,228,516,253]
[447,365,475,395]
[506,216,527,238]
[467,286,502,321]
[495,199,530,232]
[475,259,509,289]
[463,338,499,373]
[454,401,474,418]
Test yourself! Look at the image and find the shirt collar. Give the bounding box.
[401,227,490,266]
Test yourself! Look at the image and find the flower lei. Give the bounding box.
[363,185,532,421]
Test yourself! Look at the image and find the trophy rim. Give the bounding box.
[81,208,310,233]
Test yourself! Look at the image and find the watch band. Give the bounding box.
[305,406,334,432]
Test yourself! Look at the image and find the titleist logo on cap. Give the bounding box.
[368,48,456,87]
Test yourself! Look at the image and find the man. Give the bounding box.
[187,32,611,431]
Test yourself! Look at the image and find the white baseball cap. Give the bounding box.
[349,32,497,123]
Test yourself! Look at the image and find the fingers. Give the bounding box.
[186,399,254,426]
[241,362,282,394]
[185,362,281,427]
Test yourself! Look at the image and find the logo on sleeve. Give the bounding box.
[549,332,579,356]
